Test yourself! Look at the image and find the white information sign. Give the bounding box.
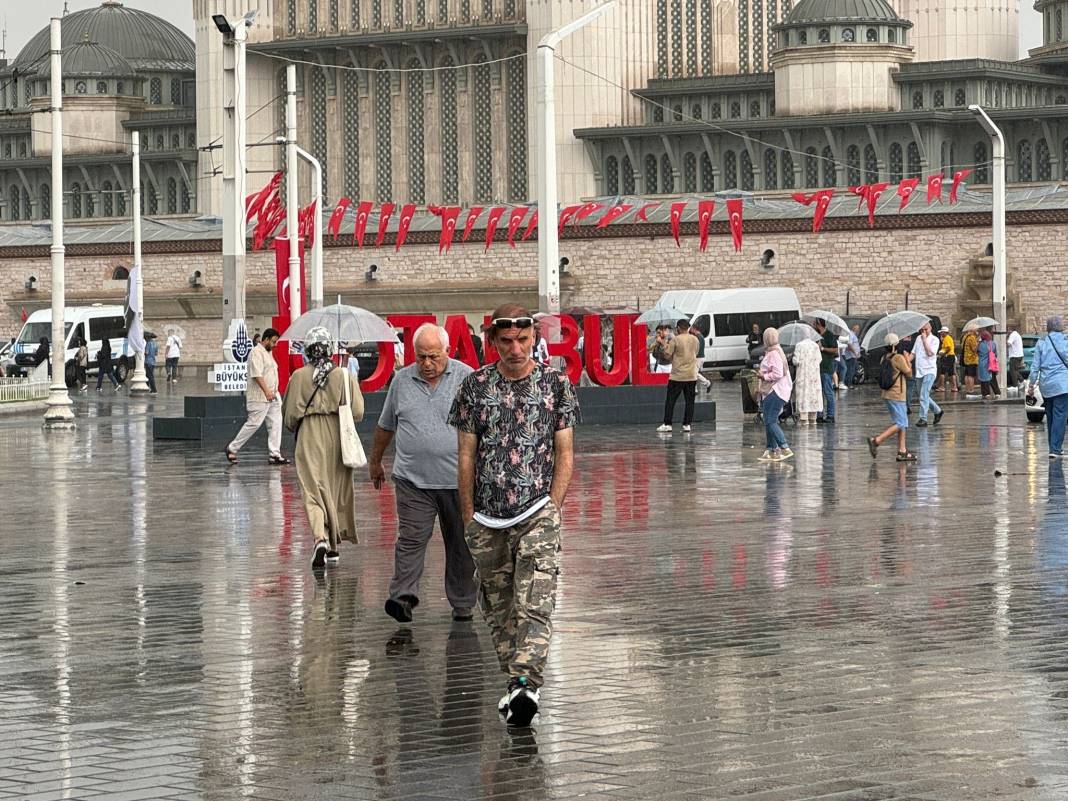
[209,362,248,393]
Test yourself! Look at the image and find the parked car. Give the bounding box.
[1021,334,1042,380]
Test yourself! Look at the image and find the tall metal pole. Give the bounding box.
[221,19,248,337]
[969,104,1007,362]
[43,17,74,429]
[295,145,322,309]
[128,131,149,394]
[535,0,616,315]
[285,64,301,321]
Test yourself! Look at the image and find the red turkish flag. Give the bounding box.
[20,306,28,322]
[462,207,484,242]
[926,174,944,204]
[669,201,687,247]
[483,207,506,252]
[849,184,869,209]
[726,198,744,251]
[297,199,317,245]
[245,171,282,222]
[327,197,351,242]
[522,210,538,241]
[353,201,373,247]
[697,200,715,251]
[505,207,528,247]
[896,178,920,211]
[636,203,660,222]
[394,204,416,251]
[792,192,815,206]
[866,182,889,227]
[574,202,604,223]
[812,190,834,233]
[375,203,395,247]
[558,204,581,235]
[950,169,972,203]
[437,206,461,254]
[595,204,633,228]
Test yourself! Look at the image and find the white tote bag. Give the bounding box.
[339,369,367,469]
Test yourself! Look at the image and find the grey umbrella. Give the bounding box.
[800,310,850,337]
[776,322,820,347]
[860,311,931,351]
[636,304,689,327]
[280,303,396,343]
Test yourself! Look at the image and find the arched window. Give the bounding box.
[723,151,737,189]
[912,91,923,109]
[340,73,360,199]
[954,88,966,107]
[678,152,694,192]
[821,146,835,187]
[817,28,830,43]
[842,28,855,42]
[102,180,113,217]
[406,63,425,204]
[672,104,683,122]
[309,0,318,30]
[372,0,382,26]
[166,178,177,214]
[374,64,392,201]
[866,27,878,42]
[1037,139,1051,181]
[889,142,903,183]
[933,89,944,108]
[150,78,162,104]
[156,134,164,151]
[480,0,492,17]
[700,152,714,192]
[40,184,50,217]
[311,67,329,198]
[188,132,196,149]
[798,29,807,45]
[147,183,158,214]
[18,141,26,158]
[351,0,360,26]
[863,144,878,183]
[10,185,20,221]
[331,0,339,28]
[117,187,126,216]
[473,57,493,203]
[763,149,777,190]
[606,155,619,196]
[846,144,861,185]
[116,80,124,95]
[994,83,1002,106]
[24,80,31,106]
[621,155,635,194]
[1058,95,1068,105]
[22,188,30,220]
[75,81,87,94]
[906,142,921,178]
[652,106,664,123]
[740,150,754,191]
[85,191,94,218]
[1017,139,1032,181]
[96,80,107,94]
[645,154,659,194]
[711,102,721,119]
[170,78,181,105]
[438,0,447,23]
[395,0,404,27]
[781,151,795,189]
[692,104,702,120]
[671,0,683,76]
[460,0,469,22]
[71,183,82,218]
[440,59,458,203]
[804,146,819,187]
[661,154,674,193]
[172,133,181,150]
[730,101,741,119]
[181,184,192,214]
[1057,8,1063,40]
[975,141,989,183]
[506,55,527,201]
[887,27,896,43]
[749,100,760,118]
[415,0,426,25]
[288,0,297,33]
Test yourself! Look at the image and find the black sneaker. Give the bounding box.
[499,677,541,727]
[325,550,340,566]
[310,541,328,571]
[384,597,413,623]
[917,419,928,427]
[933,410,944,425]
[451,607,474,622]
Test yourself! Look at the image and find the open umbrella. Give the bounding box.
[636,304,689,327]
[964,316,998,330]
[861,311,931,351]
[800,310,850,337]
[281,303,396,343]
[777,321,819,347]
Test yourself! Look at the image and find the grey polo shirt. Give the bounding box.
[378,359,473,489]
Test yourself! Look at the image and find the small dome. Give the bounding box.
[36,40,136,78]
[784,0,907,25]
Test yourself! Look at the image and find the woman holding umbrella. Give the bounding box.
[977,329,1001,400]
[283,326,365,570]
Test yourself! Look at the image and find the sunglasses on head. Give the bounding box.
[491,316,534,329]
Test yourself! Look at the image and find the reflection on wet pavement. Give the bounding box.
[2,385,1068,799]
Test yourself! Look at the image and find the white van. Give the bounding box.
[11,305,128,384]
[656,288,801,378]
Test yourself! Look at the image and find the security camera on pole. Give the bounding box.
[43,16,74,429]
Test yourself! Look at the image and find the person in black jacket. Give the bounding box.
[95,338,120,391]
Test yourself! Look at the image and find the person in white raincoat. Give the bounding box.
[792,337,824,424]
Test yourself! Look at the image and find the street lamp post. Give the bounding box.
[294,145,322,310]
[128,130,149,394]
[43,17,74,429]
[969,104,1007,362]
[535,0,617,315]
[285,64,301,322]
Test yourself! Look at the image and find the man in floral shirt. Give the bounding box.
[450,303,578,727]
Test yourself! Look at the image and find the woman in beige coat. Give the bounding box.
[282,327,364,570]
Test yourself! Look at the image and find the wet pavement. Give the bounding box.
[4,380,1068,800]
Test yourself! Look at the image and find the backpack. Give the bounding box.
[878,354,899,391]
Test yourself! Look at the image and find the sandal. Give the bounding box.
[867,437,879,458]
[224,448,238,464]
[268,455,291,465]
[896,451,917,462]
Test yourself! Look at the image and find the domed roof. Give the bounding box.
[13,1,194,73]
[36,40,136,78]
[783,0,908,25]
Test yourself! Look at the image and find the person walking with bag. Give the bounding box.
[75,339,89,392]
[868,334,916,462]
[95,337,119,391]
[757,327,794,461]
[282,327,365,571]
[978,329,1001,400]
[226,328,289,465]
[1027,316,1068,458]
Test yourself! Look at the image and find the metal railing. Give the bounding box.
[0,377,49,404]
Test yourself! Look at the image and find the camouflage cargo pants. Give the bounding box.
[465,502,561,688]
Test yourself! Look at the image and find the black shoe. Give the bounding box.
[816,417,826,425]
[325,550,340,566]
[917,419,928,427]
[933,410,944,425]
[385,597,413,623]
[499,677,541,727]
[824,417,835,424]
[310,541,328,570]
[451,607,474,622]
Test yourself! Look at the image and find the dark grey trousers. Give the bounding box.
[389,477,478,610]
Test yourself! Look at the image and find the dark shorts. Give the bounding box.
[964,364,978,378]
[938,355,956,375]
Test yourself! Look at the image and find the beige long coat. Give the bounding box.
[282,365,365,548]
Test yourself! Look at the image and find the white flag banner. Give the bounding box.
[127,314,146,354]
[127,265,141,314]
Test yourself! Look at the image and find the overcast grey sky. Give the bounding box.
[1,0,1046,60]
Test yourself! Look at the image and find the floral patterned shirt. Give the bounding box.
[449,363,578,519]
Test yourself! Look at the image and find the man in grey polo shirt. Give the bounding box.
[369,322,477,623]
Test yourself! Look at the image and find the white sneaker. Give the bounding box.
[499,678,540,727]
[758,449,776,461]
[682,425,692,433]
[777,447,794,460]
[656,424,672,433]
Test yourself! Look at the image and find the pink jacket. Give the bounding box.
[758,349,793,402]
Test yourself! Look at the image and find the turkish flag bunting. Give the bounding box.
[558,204,581,235]
[462,207,484,242]
[245,171,282,222]
[595,204,633,228]
[20,306,28,323]
[505,207,528,247]
[926,174,944,204]
[353,201,373,247]
[669,201,687,247]
[375,203,395,247]
[897,178,920,212]
[849,185,870,209]
[328,197,351,242]
[395,204,416,251]
[866,183,890,227]
[574,202,604,223]
[298,199,317,245]
[522,210,538,241]
[483,207,507,252]
[697,200,715,251]
[636,203,660,222]
[792,192,815,206]
[812,190,834,233]
[437,206,462,254]
[256,203,286,250]
[950,169,972,203]
[726,199,744,252]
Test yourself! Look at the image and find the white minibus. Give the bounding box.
[11,305,128,384]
